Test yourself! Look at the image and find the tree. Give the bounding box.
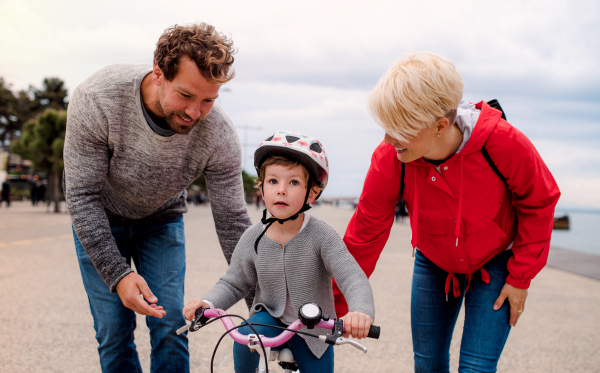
[0,78,18,146]
[188,170,257,202]
[0,77,62,171]
[34,78,68,111]
[242,170,258,197]
[11,109,67,212]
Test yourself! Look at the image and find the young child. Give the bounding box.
[183,131,375,373]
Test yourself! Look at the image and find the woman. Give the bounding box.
[334,52,560,372]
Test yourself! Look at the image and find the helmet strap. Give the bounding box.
[254,175,313,253]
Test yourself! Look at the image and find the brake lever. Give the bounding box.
[318,335,368,353]
[176,308,210,335]
[176,324,190,335]
[335,337,368,353]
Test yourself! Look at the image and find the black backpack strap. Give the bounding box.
[480,146,508,186]
[483,99,508,186]
[486,99,506,121]
[400,162,405,198]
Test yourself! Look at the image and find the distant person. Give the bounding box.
[255,190,263,209]
[394,199,407,222]
[196,191,205,206]
[335,52,560,372]
[31,182,38,205]
[63,23,252,373]
[37,182,46,204]
[1,177,10,207]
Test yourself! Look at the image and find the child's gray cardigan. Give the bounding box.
[203,215,375,358]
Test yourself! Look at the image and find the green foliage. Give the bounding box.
[0,77,20,145]
[35,78,68,111]
[190,174,207,191]
[242,170,258,196]
[11,109,67,172]
[189,170,257,196]
[0,76,67,149]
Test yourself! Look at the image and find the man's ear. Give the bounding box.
[152,62,164,86]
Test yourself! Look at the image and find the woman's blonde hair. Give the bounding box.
[368,52,464,142]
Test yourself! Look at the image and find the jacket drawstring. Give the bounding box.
[444,272,461,301]
[411,172,419,257]
[445,269,491,302]
[454,156,464,247]
[480,267,491,284]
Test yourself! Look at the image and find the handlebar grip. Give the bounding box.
[367,325,380,339]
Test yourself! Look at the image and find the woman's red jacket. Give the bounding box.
[334,101,560,317]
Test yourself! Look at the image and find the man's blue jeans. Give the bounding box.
[74,216,189,373]
[233,311,334,373]
[411,249,513,373]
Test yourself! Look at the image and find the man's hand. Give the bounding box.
[183,298,211,321]
[115,272,166,318]
[342,312,373,339]
[493,283,528,327]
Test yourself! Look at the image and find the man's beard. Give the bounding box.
[157,101,203,135]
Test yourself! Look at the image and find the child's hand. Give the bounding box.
[183,298,211,321]
[343,312,373,339]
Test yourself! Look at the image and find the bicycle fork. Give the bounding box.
[248,334,298,373]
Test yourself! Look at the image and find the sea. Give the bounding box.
[551,210,600,256]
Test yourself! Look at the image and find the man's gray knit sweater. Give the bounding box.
[64,63,252,292]
[203,215,375,358]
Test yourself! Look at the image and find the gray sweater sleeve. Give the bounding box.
[64,88,133,291]
[319,224,376,320]
[203,229,257,310]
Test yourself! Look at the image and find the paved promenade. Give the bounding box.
[0,201,599,372]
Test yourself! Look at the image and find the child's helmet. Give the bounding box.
[254,130,329,196]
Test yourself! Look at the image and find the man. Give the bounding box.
[64,23,252,373]
[1,176,10,207]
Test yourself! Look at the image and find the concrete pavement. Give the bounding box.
[0,201,599,372]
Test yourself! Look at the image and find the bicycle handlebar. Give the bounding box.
[178,305,380,351]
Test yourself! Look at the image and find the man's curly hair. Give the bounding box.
[154,23,236,83]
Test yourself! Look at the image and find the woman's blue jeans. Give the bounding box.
[411,249,513,373]
[73,216,189,373]
[233,311,334,373]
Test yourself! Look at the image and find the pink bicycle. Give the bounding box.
[177,302,381,373]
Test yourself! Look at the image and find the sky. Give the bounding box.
[1,0,599,208]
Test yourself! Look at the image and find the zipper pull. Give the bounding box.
[280,244,284,249]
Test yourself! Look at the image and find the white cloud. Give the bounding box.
[554,176,600,208]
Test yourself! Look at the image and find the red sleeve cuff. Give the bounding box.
[334,293,349,318]
[505,274,531,289]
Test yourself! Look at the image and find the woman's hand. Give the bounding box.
[183,298,211,321]
[493,283,528,326]
[343,312,373,339]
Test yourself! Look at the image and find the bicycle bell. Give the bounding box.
[299,303,322,329]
